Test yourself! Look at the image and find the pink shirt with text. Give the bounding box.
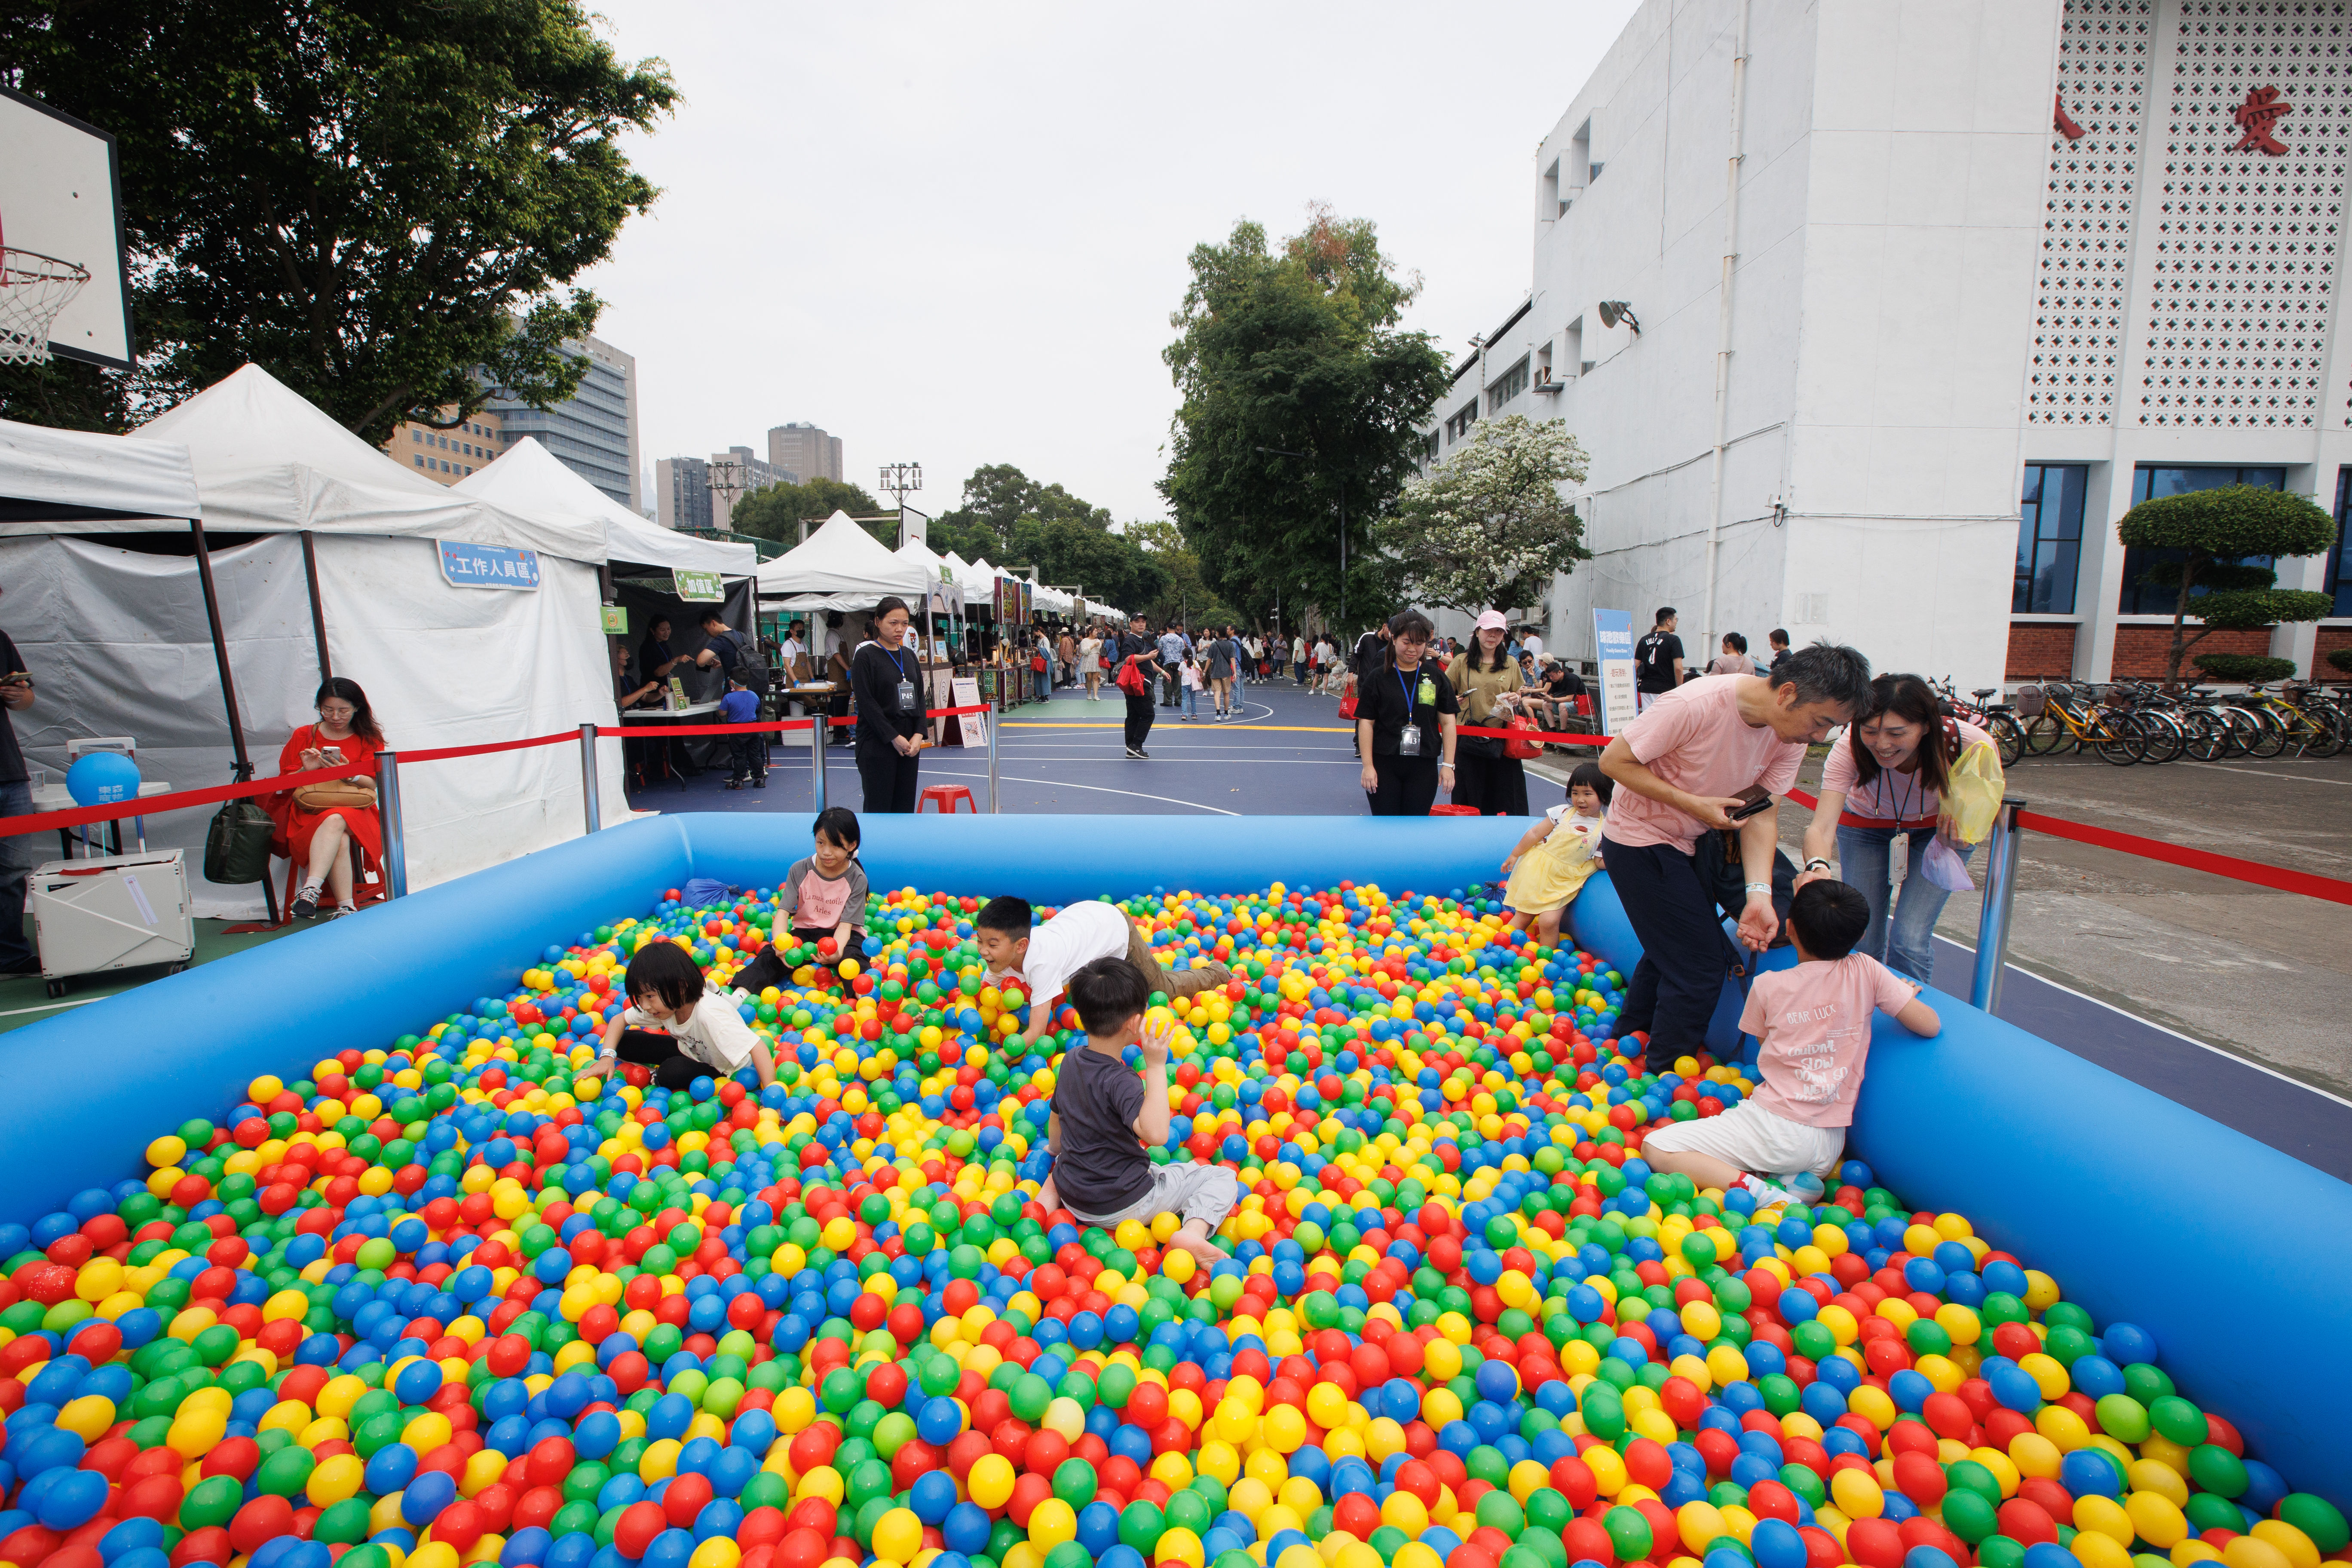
[1738,954,1920,1128]
[1603,676,1805,851]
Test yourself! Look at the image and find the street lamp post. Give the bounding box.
[1256,445,1345,629]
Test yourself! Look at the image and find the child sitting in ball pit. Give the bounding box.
[1499,761,1612,952]
[1642,878,1938,1207]
[1036,956,1240,1267]
[735,806,866,995]
[592,939,775,1091]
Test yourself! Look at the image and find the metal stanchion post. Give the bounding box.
[811,714,828,815]
[579,723,603,834]
[987,696,1000,813]
[1969,796,2025,1013]
[375,749,408,899]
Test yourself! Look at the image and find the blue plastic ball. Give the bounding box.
[65,750,141,806]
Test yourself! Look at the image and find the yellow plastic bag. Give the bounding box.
[1940,741,2006,845]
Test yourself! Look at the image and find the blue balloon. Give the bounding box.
[65,751,141,806]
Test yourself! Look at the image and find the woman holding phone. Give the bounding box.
[270,677,386,919]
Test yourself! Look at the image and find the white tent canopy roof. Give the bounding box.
[456,438,755,577]
[0,417,202,529]
[132,365,606,561]
[755,510,929,611]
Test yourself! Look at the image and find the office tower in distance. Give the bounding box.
[484,335,642,510]
[769,422,842,484]
[656,456,711,532]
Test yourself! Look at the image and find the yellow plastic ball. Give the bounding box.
[968,1453,1016,1510]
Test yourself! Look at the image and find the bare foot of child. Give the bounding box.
[1167,1225,1229,1266]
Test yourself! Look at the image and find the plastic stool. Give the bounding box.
[918,784,977,814]
[1428,805,1482,817]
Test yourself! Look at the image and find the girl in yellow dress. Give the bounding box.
[1501,763,1612,952]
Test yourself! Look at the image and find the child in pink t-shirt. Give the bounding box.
[1643,879,1939,1207]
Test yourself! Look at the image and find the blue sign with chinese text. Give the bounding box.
[438,540,542,591]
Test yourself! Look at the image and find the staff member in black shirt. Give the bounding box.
[850,596,929,812]
[1114,611,1162,758]
[1354,610,1458,816]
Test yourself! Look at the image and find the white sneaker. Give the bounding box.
[1779,1171,1827,1204]
[1738,1172,1799,1207]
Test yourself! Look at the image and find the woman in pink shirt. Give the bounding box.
[1797,674,2001,983]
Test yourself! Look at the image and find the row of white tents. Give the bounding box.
[0,365,1026,916]
[746,513,1119,626]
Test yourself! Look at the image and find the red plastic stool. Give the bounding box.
[918,784,977,814]
[1429,804,1482,817]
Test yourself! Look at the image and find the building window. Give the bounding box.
[2119,466,2286,614]
[1486,357,1530,414]
[410,429,421,443]
[1445,401,1478,443]
[2016,465,2087,613]
[2330,469,2352,616]
[414,455,424,468]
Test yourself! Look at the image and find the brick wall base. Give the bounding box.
[2006,623,2076,680]
[2317,624,2352,681]
[2110,625,2277,679]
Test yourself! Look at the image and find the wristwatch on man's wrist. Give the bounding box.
[1804,856,1832,873]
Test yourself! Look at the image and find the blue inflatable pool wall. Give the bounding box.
[3,813,2345,1498]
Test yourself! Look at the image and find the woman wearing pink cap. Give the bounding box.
[1445,609,1530,815]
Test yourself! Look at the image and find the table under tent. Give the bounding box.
[458,440,759,778]
[0,365,620,918]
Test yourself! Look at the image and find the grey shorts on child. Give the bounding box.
[1066,1161,1241,1231]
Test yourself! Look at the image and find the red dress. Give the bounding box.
[269,724,386,898]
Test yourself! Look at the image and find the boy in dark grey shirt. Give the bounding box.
[1037,956,1238,1265]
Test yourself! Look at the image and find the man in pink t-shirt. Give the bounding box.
[1599,643,1872,1073]
[1644,879,1940,1207]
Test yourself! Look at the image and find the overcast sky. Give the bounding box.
[585,0,1644,524]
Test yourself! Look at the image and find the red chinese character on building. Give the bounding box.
[2232,86,2292,154]
[2055,93,2086,140]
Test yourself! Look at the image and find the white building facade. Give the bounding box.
[1424,0,2352,686]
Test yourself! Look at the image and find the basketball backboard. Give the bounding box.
[0,83,134,369]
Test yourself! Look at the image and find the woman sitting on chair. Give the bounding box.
[271,677,385,920]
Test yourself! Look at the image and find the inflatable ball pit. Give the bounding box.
[0,811,2345,1524]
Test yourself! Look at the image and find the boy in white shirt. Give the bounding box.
[975,895,1230,1049]
[592,941,775,1091]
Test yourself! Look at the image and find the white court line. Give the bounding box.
[1929,932,2352,1109]
[919,768,1239,815]
[0,995,105,1018]
[2177,761,2352,786]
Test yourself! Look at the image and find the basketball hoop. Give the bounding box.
[0,247,92,365]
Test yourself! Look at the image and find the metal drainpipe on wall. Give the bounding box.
[1700,0,1752,653]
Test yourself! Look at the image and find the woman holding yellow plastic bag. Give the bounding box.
[1795,673,2005,982]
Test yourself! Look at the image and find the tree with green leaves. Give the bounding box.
[933,463,1112,556]
[0,0,677,439]
[2114,485,2336,685]
[731,478,891,546]
[1161,205,1452,634]
[1127,520,1240,629]
[1375,414,1590,614]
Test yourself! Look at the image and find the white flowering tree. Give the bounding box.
[1373,414,1591,612]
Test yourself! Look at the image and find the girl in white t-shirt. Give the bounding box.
[1499,763,1613,952]
[592,941,774,1091]
[1179,651,1204,720]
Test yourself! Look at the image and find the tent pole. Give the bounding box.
[300,530,332,681]
[190,518,253,780]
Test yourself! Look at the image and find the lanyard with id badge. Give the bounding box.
[1396,667,1433,756]
[890,648,919,714]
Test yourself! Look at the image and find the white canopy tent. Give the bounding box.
[0,366,627,917]
[456,438,755,579]
[754,511,930,612]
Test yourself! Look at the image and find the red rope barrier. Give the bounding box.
[400,730,583,765]
[597,705,994,741]
[0,760,371,839]
[2015,807,2352,907]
